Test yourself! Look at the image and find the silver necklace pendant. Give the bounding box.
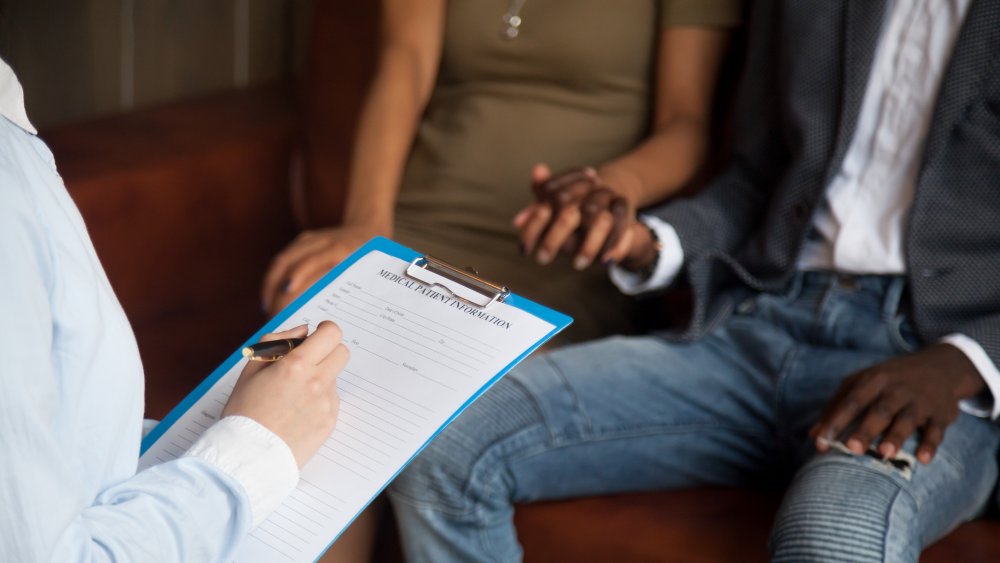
[500,0,527,40]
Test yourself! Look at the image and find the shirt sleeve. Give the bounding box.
[661,0,744,28]
[609,216,685,295]
[184,416,300,528]
[940,333,1000,419]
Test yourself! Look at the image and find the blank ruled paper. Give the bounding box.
[138,247,564,562]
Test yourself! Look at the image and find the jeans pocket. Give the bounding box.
[887,316,920,354]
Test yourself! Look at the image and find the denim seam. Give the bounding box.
[774,345,801,442]
[540,354,592,435]
[882,484,908,562]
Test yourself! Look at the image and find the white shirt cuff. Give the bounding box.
[941,333,1000,419]
[609,216,684,295]
[183,415,299,528]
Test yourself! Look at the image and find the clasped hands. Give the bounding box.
[513,164,658,273]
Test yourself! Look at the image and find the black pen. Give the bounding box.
[241,338,305,362]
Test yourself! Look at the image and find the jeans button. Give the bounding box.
[737,298,756,314]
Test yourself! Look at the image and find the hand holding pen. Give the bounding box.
[222,322,349,467]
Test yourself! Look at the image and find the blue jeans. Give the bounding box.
[388,273,1000,562]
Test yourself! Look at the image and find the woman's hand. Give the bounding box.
[514,164,649,271]
[262,223,389,316]
[222,322,349,468]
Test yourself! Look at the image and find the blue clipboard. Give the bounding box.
[140,236,572,561]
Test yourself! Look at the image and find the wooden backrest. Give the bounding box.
[298,0,381,228]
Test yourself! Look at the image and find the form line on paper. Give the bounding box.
[329,457,374,481]
[300,478,348,504]
[294,481,349,508]
[270,510,319,537]
[335,297,438,347]
[253,526,301,556]
[327,437,388,465]
[315,446,378,474]
[345,335,459,390]
[339,388,421,426]
[330,432,392,460]
[338,378,428,420]
[338,411,406,443]
[334,305,479,374]
[358,287,501,353]
[286,494,337,519]
[355,344,400,367]
[337,419,403,449]
[281,503,325,527]
[340,398,416,434]
[248,536,295,561]
[261,518,311,545]
[343,370,433,412]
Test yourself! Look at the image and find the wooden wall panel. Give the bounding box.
[0,0,122,128]
[247,0,293,85]
[131,0,235,108]
[0,0,307,129]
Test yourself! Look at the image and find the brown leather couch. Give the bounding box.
[44,0,999,560]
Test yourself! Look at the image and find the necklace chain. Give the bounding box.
[501,0,528,40]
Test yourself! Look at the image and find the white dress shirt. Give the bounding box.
[612,0,1000,418]
[0,59,297,561]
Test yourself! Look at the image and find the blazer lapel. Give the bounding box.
[824,0,888,186]
[921,0,1000,164]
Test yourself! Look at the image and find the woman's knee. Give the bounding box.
[388,375,546,514]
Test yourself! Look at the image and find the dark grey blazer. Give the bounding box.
[652,0,1000,372]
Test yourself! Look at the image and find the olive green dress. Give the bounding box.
[393,0,741,343]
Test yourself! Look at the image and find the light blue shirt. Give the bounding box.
[0,60,297,561]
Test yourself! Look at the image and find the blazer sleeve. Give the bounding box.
[648,0,789,261]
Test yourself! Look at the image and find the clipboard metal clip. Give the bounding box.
[405,255,510,310]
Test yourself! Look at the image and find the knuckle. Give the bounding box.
[867,371,889,388]
[556,207,581,226]
[870,401,893,418]
[319,320,344,342]
[284,356,307,377]
[308,379,325,396]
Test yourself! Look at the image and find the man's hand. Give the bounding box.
[513,163,655,270]
[223,322,349,468]
[811,343,985,464]
[262,223,389,316]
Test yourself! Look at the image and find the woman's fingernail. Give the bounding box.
[281,281,291,293]
[537,250,551,264]
[573,256,589,270]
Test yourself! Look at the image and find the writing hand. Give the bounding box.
[262,223,389,316]
[513,164,646,270]
[223,322,349,468]
[811,343,985,464]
